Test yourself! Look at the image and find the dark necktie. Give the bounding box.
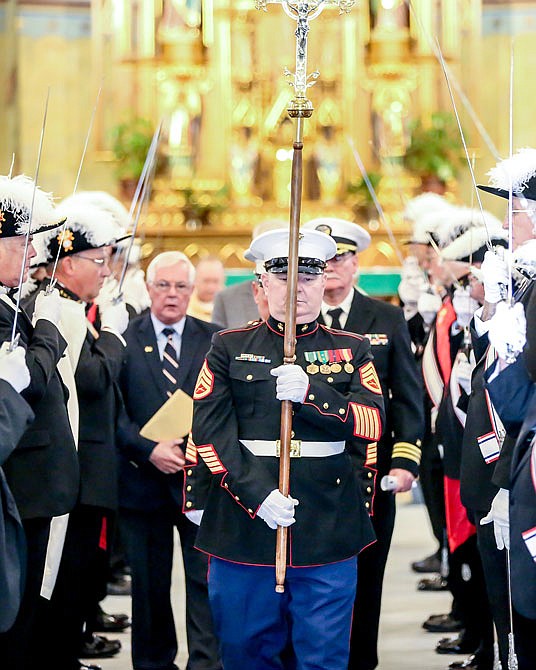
[162,327,179,397]
[327,307,343,330]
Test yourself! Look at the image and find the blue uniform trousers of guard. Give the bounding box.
[208,556,357,670]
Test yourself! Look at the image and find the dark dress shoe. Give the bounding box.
[422,613,464,632]
[79,634,122,658]
[436,635,478,655]
[411,552,441,573]
[417,574,448,591]
[449,652,494,669]
[94,607,131,632]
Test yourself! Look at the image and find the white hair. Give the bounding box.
[146,251,195,283]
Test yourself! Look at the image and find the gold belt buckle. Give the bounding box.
[275,439,302,458]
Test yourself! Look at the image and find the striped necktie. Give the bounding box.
[162,327,179,397]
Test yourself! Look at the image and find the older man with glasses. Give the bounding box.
[116,251,222,670]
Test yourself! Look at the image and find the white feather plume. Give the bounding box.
[403,192,456,223]
[486,147,536,193]
[0,174,60,233]
[61,191,130,231]
[439,207,506,260]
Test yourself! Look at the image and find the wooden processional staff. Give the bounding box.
[255,0,355,593]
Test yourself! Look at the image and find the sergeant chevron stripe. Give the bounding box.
[350,403,381,441]
[197,444,226,474]
[194,360,214,400]
[359,361,382,395]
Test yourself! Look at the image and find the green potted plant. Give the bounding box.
[403,112,465,194]
[111,117,155,199]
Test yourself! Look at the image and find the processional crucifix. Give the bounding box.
[255,0,355,593]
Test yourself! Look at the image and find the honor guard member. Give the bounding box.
[25,199,130,670]
[0,344,33,634]
[186,228,385,670]
[302,217,423,670]
[0,175,80,670]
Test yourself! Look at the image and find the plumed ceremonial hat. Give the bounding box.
[302,217,371,254]
[37,199,128,263]
[247,228,336,275]
[437,206,508,263]
[478,147,536,202]
[0,174,65,239]
[61,190,131,231]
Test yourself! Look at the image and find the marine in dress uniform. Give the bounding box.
[303,217,423,670]
[25,198,130,670]
[0,175,80,670]
[186,229,385,670]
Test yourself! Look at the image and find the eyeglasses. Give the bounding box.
[151,280,192,293]
[328,251,355,264]
[76,255,110,267]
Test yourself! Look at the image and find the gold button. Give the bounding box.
[186,501,193,508]
[416,439,422,447]
[336,478,341,485]
[224,483,228,488]
[235,496,240,501]
[291,431,295,438]
[187,469,192,476]
[186,485,192,492]
[323,403,329,409]
[367,486,372,493]
[248,508,253,514]
[339,408,345,415]
[309,394,315,400]
[365,502,370,509]
[368,472,373,479]
[327,377,333,383]
[246,374,253,381]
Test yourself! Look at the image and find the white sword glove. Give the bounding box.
[487,301,526,363]
[100,299,130,335]
[33,287,61,326]
[257,489,299,530]
[452,286,479,329]
[455,355,473,395]
[270,364,309,403]
[417,291,442,326]
[0,342,30,393]
[185,510,204,526]
[481,250,509,304]
[480,487,510,550]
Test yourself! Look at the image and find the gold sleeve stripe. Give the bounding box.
[185,433,197,464]
[365,442,377,466]
[193,359,214,400]
[359,361,382,395]
[350,403,382,441]
[197,444,226,474]
[392,441,421,465]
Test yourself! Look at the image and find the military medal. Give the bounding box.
[307,363,319,374]
[330,363,342,373]
[340,348,354,374]
[344,363,354,373]
[320,364,331,374]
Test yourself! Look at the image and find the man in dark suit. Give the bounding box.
[303,217,424,670]
[0,174,80,670]
[117,250,222,670]
[25,197,130,670]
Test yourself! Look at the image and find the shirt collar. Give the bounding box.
[321,286,354,319]
[150,313,186,337]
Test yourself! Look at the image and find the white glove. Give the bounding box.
[398,257,428,305]
[257,489,299,530]
[481,250,509,303]
[452,286,479,329]
[33,287,61,326]
[0,342,31,393]
[480,488,510,550]
[185,510,204,526]
[100,299,129,335]
[417,291,442,326]
[455,355,473,395]
[488,301,526,363]
[270,364,309,403]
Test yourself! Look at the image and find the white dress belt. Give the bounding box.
[239,439,345,458]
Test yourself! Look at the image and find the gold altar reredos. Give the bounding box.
[87,0,485,269]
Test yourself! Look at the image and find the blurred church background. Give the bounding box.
[0,0,534,295]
